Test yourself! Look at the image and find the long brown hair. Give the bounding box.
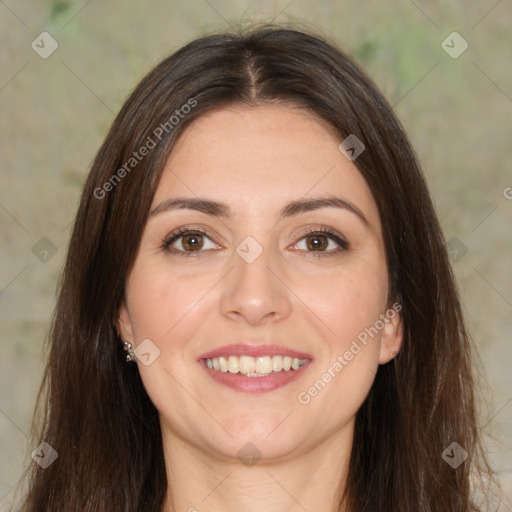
[13,23,498,511]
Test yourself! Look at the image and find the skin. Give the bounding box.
[117,104,403,512]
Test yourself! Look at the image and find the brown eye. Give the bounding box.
[294,229,348,255]
[305,234,329,251]
[181,233,204,251]
[162,228,219,256]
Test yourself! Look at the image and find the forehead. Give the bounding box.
[153,104,381,232]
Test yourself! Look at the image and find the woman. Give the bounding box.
[14,24,498,511]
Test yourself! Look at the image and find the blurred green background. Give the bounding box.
[1,0,511,508]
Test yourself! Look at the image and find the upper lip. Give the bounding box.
[198,343,313,361]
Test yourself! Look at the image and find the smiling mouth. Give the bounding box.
[204,355,309,377]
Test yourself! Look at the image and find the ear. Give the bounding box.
[378,307,403,365]
[116,299,135,344]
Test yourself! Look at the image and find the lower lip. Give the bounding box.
[199,360,312,393]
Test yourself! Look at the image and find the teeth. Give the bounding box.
[228,356,239,373]
[205,355,308,376]
[291,358,301,370]
[272,355,283,372]
[239,355,256,373]
[256,356,272,374]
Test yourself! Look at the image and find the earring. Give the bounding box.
[122,341,136,362]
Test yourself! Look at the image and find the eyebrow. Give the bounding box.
[149,195,371,230]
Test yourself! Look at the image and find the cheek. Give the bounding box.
[125,263,216,342]
[293,260,387,398]
[294,273,384,419]
[297,260,388,348]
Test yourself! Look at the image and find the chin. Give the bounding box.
[200,417,307,463]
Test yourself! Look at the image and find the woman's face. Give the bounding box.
[117,104,402,463]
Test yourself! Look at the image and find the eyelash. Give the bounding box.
[162,226,349,259]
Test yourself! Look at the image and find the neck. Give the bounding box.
[160,420,354,512]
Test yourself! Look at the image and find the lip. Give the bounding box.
[198,343,313,393]
[199,359,312,393]
[198,343,312,360]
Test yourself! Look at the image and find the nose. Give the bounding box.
[219,245,293,326]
